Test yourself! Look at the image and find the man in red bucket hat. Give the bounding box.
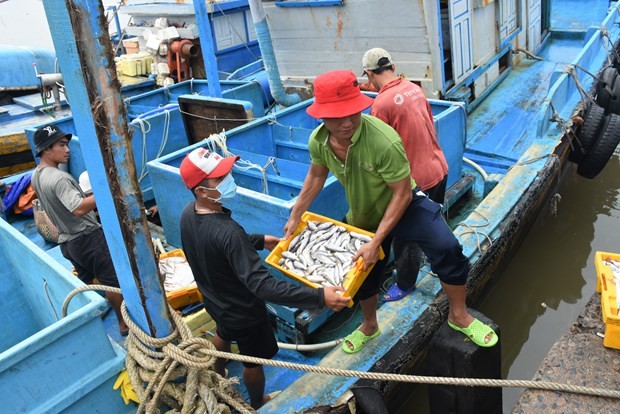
[178,147,351,409]
[284,70,497,352]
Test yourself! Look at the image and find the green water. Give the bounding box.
[398,154,620,413]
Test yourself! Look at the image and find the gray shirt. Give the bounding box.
[31,167,100,243]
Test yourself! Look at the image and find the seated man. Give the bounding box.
[31,125,128,336]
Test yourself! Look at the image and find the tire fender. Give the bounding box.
[577,113,620,179]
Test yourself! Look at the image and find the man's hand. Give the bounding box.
[352,241,381,271]
[283,215,301,240]
[323,285,351,311]
[264,235,280,251]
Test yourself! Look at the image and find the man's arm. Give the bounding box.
[71,194,97,217]
[283,163,329,239]
[352,176,412,270]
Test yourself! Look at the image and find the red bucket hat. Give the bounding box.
[306,70,374,119]
[179,148,239,189]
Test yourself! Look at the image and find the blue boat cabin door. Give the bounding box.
[498,0,518,42]
[527,0,543,53]
[447,0,474,85]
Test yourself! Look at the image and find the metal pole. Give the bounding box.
[41,0,174,337]
[193,1,223,97]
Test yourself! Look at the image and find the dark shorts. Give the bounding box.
[356,188,469,300]
[216,318,278,368]
[60,228,120,288]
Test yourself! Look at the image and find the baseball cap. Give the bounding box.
[179,148,239,189]
[34,125,72,156]
[306,70,374,119]
[361,48,394,75]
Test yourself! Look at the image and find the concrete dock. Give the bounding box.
[513,292,620,413]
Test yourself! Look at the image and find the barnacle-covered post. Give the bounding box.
[41,0,174,337]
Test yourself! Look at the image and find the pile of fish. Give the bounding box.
[604,259,620,296]
[277,219,372,287]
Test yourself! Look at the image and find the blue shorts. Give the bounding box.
[356,189,469,300]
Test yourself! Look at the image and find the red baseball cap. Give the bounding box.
[306,70,374,119]
[179,148,239,189]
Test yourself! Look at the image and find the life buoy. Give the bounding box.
[569,103,605,164]
[595,67,619,108]
[577,113,620,179]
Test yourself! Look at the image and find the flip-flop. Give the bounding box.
[383,283,415,302]
[257,390,281,408]
[342,329,381,354]
[448,318,498,348]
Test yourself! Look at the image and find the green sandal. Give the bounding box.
[342,329,381,354]
[448,318,498,348]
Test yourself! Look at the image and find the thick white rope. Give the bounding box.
[62,285,620,403]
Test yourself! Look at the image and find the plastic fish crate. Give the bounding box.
[594,251,620,349]
[265,211,384,308]
[159,249,202,310]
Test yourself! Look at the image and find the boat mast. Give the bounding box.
[41,0,174,337]
[193,0,223,98]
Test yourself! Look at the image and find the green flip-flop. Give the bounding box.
[342,329,381,354]
[448,318,498,348]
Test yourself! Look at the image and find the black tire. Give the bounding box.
[607,78,620,114]
[577,113,620,179]
[570,103,605,163]
[595,67,619,108]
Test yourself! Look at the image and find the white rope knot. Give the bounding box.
[121,303,255,414]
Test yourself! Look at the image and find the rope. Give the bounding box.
[179,108,258,123]
[214,2,260,63]
[130,118,151,183]
[61,285,620,409]
[564,65,595,107]
[513,48,544,61]
[454,210,493,255]
[127,110,171,184]
[63,284,253,413]
[44,279,60,321]
[204,132,279,195]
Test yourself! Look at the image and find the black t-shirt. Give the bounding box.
[180,202,324,329]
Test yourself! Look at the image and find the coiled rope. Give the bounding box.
[204,132,279,195]
[63,284,254,414]
[62,285,620,413]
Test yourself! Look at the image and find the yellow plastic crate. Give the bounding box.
[265,211,384,308]
[594,251,620,349]
[159,249,202,310]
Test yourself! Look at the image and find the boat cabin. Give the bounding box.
[264,0,551,109]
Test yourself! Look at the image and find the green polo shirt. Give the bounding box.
[309,114,414,231]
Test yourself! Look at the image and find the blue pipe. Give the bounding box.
[249,1,301,107]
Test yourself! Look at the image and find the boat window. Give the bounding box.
[275,0,344,7]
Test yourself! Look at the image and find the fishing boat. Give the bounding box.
[2,0,620,413]
[0,0,266,178]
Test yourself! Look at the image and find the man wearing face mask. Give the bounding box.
[178,148,351,409]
